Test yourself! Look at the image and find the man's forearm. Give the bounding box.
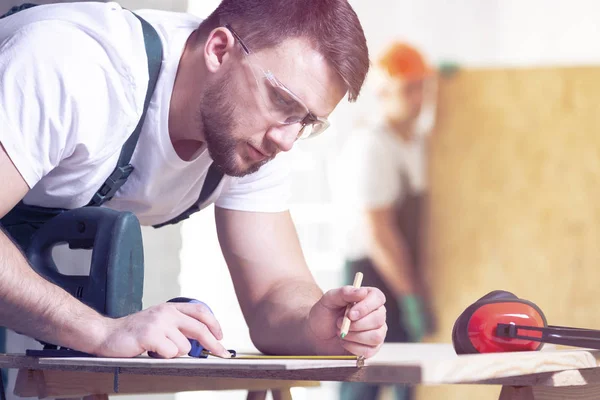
[0,229,106,353]
[247,278,323,355]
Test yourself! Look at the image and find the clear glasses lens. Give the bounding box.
[297,120,330,140]
[244,53,330,140]
[245,57,306,124]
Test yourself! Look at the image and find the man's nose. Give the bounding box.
[265,124,299,152]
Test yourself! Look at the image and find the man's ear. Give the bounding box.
[204,27,236,73]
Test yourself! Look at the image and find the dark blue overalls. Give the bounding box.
[0,3,223,390]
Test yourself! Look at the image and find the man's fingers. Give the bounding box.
[320,286,371,309]
[337,306,386,332]
[167,329,193,356]
[346,289,386,321]
[172,303,224,340]
[140,303,229,358]
[340,339,382,359]
[178,316,231,358]
[340,323,388,347]
[147,338,180,359]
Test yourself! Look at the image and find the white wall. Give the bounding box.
[349,0,600,68]
[338,0,600,142]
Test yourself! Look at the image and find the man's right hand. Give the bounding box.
[94,302,231,358]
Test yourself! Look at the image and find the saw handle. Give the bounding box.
[26,207,144,318]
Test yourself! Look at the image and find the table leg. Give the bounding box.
[272,388,293,400]
[247,390,268,400]
[499,386,534,400]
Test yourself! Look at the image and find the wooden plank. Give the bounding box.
[532,384,600,399]
[499,384,600,400]
[37,354,359,371]
[416,348,600,385]
[7,362,368,384]
[4,343,600,386]
[477,367,600,387]
[359,344,600,386]
[14,369,319,397]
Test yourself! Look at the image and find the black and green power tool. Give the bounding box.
[25,207,145,356]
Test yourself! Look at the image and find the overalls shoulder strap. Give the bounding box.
[0,6,163,249]
[95,11,225,224]
[152,163,224,228]
[0,3,37,18]
[1,4,163,209]
[87,12,163,206]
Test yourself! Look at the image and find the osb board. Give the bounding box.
[420,66,600,400]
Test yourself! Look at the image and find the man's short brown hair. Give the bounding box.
[199,0,370,102]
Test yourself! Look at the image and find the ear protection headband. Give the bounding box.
[452,290,600,354]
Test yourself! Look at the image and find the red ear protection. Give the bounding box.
[453,290,600,354]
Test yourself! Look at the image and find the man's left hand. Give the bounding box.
[308,286,387,359]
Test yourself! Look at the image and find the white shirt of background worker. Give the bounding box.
[0,0,388,360]
[334,42,438,343]
[338,122,429,258]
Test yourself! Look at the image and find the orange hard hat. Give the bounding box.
[378,41,431,81]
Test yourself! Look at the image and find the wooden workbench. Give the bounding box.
[2,343,600,399]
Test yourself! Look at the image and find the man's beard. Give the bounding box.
[199,78,273,178]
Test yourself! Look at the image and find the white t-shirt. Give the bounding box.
[0,2,291,227]
[332,125,428,261]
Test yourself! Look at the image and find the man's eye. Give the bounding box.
[284,116,302,124]
[270,89,294,107]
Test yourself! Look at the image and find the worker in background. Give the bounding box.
[334,41,438,400]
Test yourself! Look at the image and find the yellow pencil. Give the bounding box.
[340,272,363,339]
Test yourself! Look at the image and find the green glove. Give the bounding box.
[399,294,426,342]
